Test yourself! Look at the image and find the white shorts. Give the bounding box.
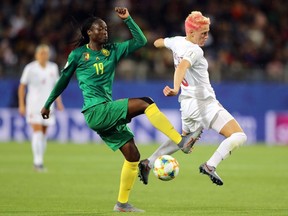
[180,97,234,133]
[26,111,56,126]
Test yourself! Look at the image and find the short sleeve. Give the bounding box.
[20,65,30,84]
[164,37,174,50]
[183,47,202,66]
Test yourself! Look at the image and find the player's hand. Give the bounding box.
[163,86,179,96]
[18,105,26,117]
[41,107,50,119]
[115,7,129,19]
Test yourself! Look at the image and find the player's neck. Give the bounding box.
[88,42,103,51]
[38,61,47,68]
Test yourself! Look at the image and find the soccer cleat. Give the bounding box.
[199,162,223,186]
[138,159,151,185]
[113,202,145,212]
[177,127,203,154]
[34,164,47,172]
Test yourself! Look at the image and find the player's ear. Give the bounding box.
[87,29,92,36]
[190,30,195,37]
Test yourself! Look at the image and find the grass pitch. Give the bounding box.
[0,142,287,216]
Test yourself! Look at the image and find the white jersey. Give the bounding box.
[20,60,59,114]
[164,36,216,101]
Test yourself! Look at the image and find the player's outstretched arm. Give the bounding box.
[115,7,130,19]
[115,6,147,52]
[154,38,165,48]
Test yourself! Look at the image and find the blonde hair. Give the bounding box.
[35,44,50,63]
[185,11,210,34]
[35,44,50,53]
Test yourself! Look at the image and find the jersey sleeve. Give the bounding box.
[44,51,78,109]
[163,37,176,50]
[20,64,30,85]
[182,46,202,66]
[115,16,147,61]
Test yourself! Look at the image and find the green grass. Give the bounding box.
[0,142,287,216]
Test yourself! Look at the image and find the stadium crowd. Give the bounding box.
[0,0,287,82]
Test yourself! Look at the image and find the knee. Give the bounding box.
[127,152,140,162]
[139,97,154,105]
[126,147,141,162]
[232,132,247,148]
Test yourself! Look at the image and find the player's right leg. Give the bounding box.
[31,124,45,172]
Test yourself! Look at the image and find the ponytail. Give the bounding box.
[71,16,102,48]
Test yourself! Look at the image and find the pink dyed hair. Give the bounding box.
[185,11,210,34]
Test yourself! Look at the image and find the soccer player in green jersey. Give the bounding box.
[41,7,199,212]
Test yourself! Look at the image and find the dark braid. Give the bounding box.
[75,16,102,47]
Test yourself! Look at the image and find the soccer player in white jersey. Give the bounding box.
[18,44,64,172]
[138,11,247,186]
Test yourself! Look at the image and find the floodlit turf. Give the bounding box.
[0,142,287,216]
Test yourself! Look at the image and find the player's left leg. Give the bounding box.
[114,139,144,212]
[31,124,46,172]
[42,125,48,153]
[208,118,246,168]
[127,97,200,153]
[200,110,247,185]
[138,127,202,185]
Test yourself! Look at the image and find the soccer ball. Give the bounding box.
[153,155,179,181]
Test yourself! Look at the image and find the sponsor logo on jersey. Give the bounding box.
[101,49,110,57]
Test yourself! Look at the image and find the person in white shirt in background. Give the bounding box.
[18,44,64,172]
[138,11,247,186]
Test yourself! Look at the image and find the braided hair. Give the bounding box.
[75,16,102,47]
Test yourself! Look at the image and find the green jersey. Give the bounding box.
[44,16,147,112]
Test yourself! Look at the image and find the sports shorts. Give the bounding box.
[180,97,234,133]
[26,111,56,126]
[83,98,134,151]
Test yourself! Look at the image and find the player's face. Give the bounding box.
[193,25,209,47]
[36,48,49,64]
[88,20,108,44]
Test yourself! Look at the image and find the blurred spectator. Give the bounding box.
[0,0,287,82]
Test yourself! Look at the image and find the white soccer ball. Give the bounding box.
[153,155,179,181]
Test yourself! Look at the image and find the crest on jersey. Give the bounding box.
[83,52,90,61]
[101,48,110,57]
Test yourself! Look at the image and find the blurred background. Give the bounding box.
[0,0,288,145]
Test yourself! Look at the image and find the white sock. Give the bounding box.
[207,132,247,168]
[32,131,44,166]
[148,139,179,168]
[42,135,47,153]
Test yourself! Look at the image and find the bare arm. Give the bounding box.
[154,38,165,48]
[163,59,191,96]
[18,83,26,116]
[55,96,64,111]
